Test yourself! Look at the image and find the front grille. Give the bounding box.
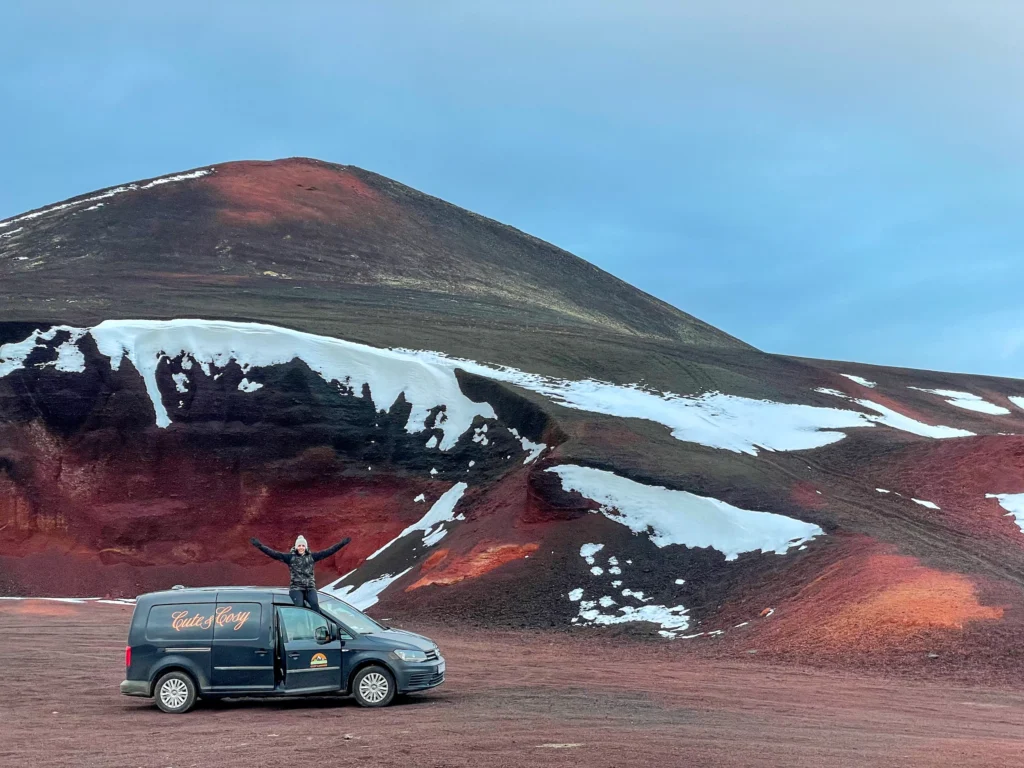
[425,649,439,661]
[407,671,445,688]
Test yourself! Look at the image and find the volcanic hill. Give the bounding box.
[3,158,1024,672]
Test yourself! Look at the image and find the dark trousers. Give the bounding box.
[290,587,320,611]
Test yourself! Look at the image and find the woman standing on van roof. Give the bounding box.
[250,534,350,611]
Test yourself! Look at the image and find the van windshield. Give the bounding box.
[317,593,385,635]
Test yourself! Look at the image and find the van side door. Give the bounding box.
[277,606,342,692]
[210,600,274,692]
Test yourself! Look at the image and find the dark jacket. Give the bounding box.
[251,537,350,589]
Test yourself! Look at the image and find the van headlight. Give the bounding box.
[391,649,429,663]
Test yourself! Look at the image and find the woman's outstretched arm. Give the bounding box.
[311,537,351,562]
[250,537,290,562]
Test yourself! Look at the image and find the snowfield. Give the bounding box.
[841,374,877,388]
[908,387,1010,416]
[814,387,973,438]
[327,568,413,610]
[0,319,988,461]
[548,464,823,560]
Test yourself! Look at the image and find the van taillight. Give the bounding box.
[125,646,131,668]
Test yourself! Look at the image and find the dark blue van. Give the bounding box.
[119,586,445,713]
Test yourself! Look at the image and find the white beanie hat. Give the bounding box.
[294,535,308,549]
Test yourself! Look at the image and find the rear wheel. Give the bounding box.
[352,666,395,708]
[154,671,197,714]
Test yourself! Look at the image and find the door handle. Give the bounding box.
[255,649,269,656]
[288,652,300,659]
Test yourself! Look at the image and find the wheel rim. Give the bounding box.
[160,679,189,709]
[358,672,389,704]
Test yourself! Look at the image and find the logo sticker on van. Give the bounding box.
[170,606,252,632]
[310,653,328,667]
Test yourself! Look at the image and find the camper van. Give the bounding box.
[119,586,444,713]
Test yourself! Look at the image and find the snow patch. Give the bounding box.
[841,374,877,388]
[172,373,189,393]
[81,319,495,447]
[579,543,604,565]
[986,493,1024,534]
[908,387,1010,416]
[0,596,135,604]
[0,169,212,230]
[568,588,584,602]
[472,425,490,446]
[414,494,426,503]
[590,566,604,576]
[508,428,547,464]
[1008,397,1024,411]
[876,488,890,494]
[0,326,87,376]
[912,498,940,510]
[238,378,263,393]
[407,350,958,455]
[622,588,652,603]
[549,465,822,560]
[422,528,447,547]
[365,482,468,560]
[576,599,691,635]
[328,568,413,610]
[815,388,974,439]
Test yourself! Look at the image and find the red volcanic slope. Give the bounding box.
[2,159,1024,674]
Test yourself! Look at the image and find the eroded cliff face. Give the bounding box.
[0,321,565,597]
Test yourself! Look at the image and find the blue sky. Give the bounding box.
[3,2,1023,377]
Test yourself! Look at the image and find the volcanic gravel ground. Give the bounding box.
[2,602,1023,767]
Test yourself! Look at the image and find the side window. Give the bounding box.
[145,603,216,642]
[278,606,328,643]
[213,603,262,641]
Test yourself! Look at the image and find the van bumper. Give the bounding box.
[395,661,446,693]
[120,679,150,698]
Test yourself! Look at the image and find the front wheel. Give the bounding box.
[352,666,395,708]
[154,671,197,714]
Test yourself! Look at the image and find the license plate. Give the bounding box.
[437,660,445,675]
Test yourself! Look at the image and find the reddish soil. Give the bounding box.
[2,602,1024,768]
[753,537,1005,653]
[865,435,1024,545]
[408,542,540,590]
[206,159,385,226]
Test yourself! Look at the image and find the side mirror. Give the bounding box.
[314,626,330,645]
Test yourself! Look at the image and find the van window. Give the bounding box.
[213,603,262,641]
[145,603,216,642]
[278,606,328,643]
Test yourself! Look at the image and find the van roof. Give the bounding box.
[135,586,331,604]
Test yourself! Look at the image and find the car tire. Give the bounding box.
[352,666,396,708]
[154,671,198,714]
